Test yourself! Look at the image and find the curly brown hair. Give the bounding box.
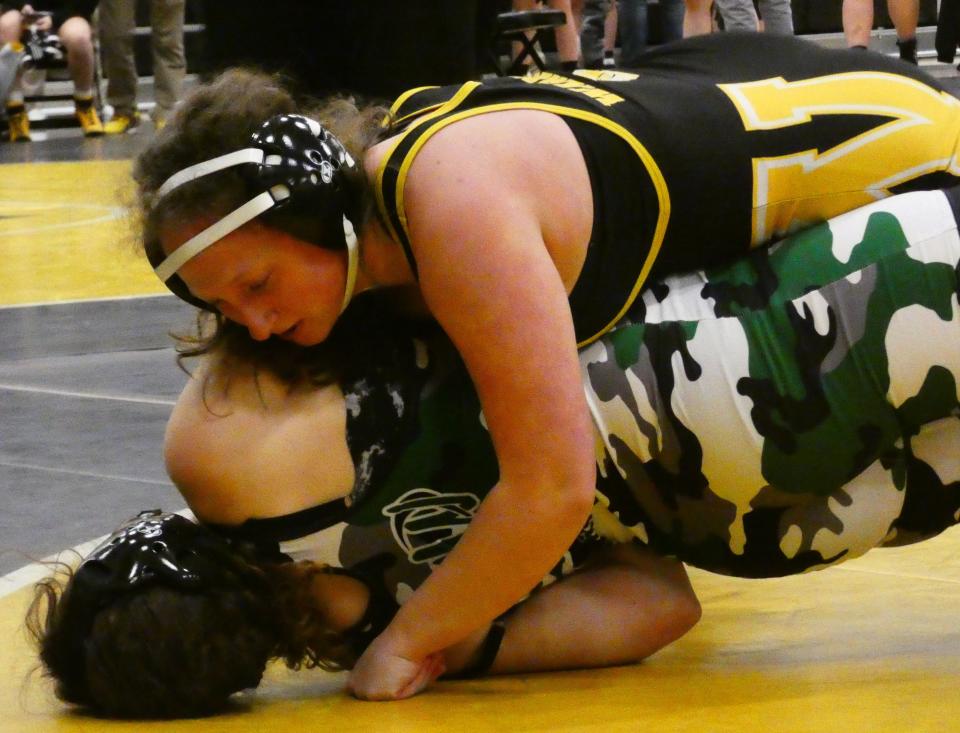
[25,559,356,719]
[132,67,401,387]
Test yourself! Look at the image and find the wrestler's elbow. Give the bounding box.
[531,473,597,530]
[545,443,599,512]
[503,451,597,525]
[559,471,600,517]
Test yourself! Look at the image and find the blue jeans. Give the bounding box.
[581,0,684,68]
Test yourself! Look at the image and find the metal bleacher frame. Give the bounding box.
[490,9,568,75]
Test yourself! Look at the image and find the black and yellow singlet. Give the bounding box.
[375,32,960,346]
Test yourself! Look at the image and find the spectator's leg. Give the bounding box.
[99,0,138,123]
[616,0,649,66]
[714,0,760,30]
[887,0,919,62]
[842,0,873,47]
[149,0,186,125]
[0,40,22,102]
[683,0,714,36]
[571,0,586,27]
[602,0,618,65]
[546,0,582,68]
[1,8,28,141]
[59,16,104,136]
[0,8,20,45]
[57,16,96,93]
[580,0,609,68]
[758,0,795,33]
[658,0,686,41]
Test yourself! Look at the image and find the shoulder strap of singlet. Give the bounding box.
[375,80,485,276]
[207,499,352,547]
[387,86,450,128]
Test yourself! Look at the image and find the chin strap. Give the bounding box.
[341,215,359,313]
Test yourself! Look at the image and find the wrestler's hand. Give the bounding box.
[347,634,446,701]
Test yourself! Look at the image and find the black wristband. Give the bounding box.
[450,618,507,680]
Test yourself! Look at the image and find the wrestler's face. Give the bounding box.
[160,218,348,345]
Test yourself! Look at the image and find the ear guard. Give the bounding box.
[151,114,360,314]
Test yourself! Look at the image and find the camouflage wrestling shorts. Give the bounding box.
[585,188,960,577]
[262,189,960,593]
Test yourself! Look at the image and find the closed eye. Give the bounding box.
[247,273,271,294]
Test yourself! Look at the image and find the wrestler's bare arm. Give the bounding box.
[359,111,598,682]
[443,543,701,676]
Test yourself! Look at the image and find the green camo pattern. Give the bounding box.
[584,189,960,576]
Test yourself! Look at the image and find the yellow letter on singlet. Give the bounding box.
[718,73,960,244]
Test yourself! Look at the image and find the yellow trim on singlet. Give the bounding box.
[375,81,483,245]
[385,85,441,128]
[391,103,447,128]
[386,102,671,347]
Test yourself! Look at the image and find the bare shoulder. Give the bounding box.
[165,361,355,526]
[395,109,593,289]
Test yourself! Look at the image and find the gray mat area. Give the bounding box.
[0,299,193,576]
[0,294,196,359]
[0,130,151,165]
[0,348,185,398]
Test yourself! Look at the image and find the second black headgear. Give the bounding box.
[43,510,280,704]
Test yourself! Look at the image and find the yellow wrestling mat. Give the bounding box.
[3,157,958,731]
[0,160,166,305]
[3,530,959,732]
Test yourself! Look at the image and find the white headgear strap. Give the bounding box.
[152,148,360,313]
[341,215,359,313]
[156,148,265,199]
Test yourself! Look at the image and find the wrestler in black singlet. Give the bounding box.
[376,33,960,345]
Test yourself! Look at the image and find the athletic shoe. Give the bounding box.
[897,38,918,65]
[74,98,104,136]
[6,104,30,142]
[103,110,140,134]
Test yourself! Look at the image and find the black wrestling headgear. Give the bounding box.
[45,511,275,701]
[72,510,259,594]
[149,114,361,313]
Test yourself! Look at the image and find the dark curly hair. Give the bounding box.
[25,559,355,719]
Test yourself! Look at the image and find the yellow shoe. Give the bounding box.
[104,111,140,134]
[6,104,30,142]
[153,116,166,131]
[74,99,104,137]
